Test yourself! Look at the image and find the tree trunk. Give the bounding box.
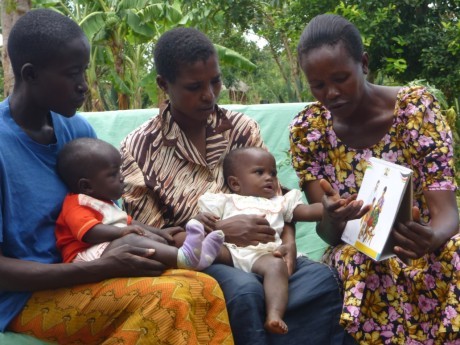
[1,0,31,97]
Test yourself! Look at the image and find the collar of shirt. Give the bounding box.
[158,100,234,169]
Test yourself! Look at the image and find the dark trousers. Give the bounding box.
[204,256,357,345]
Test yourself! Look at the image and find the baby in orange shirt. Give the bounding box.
[55,137,223,269]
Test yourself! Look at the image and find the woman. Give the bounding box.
[289,14,460,344]
[1,9,232,344]
[121,27,353,344]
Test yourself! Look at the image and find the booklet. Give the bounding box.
[341,157,413,261]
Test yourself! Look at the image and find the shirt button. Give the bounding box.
[207,175,214,182]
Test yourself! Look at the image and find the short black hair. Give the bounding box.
[57,138,118,193]
[154,27,216,83]
[223,147,272,182]
[297,14,363,62]
[8,9,85,79]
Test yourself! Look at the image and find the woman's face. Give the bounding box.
[299,42,368,120]
[158,54,222,127]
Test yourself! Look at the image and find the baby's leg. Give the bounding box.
[212,245,234,266]
[252,254,289,334]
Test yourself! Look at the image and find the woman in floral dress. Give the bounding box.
[289,14,460,344]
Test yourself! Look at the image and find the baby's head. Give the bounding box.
[57,138,124,201]
[223,147,278,199]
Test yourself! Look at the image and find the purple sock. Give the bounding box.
[197,230,225,270]
[177,219,205,269]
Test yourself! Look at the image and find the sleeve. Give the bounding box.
[281,189,304,222]
[289,103,329,189]
[60,199,103,241]
[401,87,457,191]
[0,178,3,245]
[197,193,227,218]
[120,146,166,228]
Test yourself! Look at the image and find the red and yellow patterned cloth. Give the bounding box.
[9,270,233,345]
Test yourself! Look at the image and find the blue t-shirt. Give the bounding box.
[0,98,96,331]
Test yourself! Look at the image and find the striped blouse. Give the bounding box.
[120,101,264,228]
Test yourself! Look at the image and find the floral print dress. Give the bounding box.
[289,86,460,344]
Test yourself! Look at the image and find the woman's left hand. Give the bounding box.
[273,242,297,276]
[392,207,436,262]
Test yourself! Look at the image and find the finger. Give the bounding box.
[142,248,156,258]
[259,232,276,243]
[202,224,211,233]
[258,225,277,236]
[349,202,369,219]
[255,214,270,224]
[273,248,286,257]
[393,245,417,263]
[201,218,216,230]
[412,206,421,223]
[395,221,429,243]
[319,179,337,197]
[146,233,168,244]
[167,226,185,236]
[286,260,295,276]
[329,200,364,220]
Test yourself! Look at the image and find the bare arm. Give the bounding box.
[0,246,165,292]
[292,203,323,222]
[82,224,145,244]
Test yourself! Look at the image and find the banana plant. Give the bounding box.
[33,0,258,110]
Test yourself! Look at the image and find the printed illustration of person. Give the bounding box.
[362,186,387,243]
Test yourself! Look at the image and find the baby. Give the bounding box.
[197,147,323,334]
[55,137,224,270]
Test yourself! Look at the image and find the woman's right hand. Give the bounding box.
[216,214,276,247]
[98,244,166,278]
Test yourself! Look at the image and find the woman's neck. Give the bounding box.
[333,84,400,149]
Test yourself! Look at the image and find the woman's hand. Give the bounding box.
[216,214,276,247]
[393,207,437,263]
[393,190,459,263]
[98,244,167,277]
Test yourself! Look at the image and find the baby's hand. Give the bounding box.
[120,225,146,237]
[194,212,219,233]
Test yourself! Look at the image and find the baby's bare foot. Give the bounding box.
[264,318,288,334]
